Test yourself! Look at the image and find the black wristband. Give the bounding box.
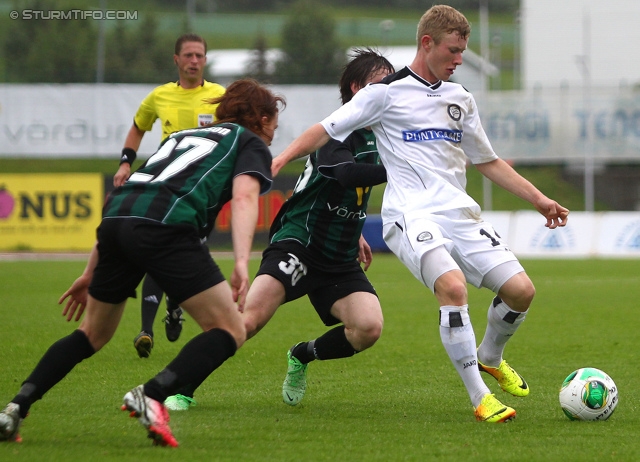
[119,147,137,166]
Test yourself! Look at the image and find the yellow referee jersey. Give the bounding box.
[133,80,226,142]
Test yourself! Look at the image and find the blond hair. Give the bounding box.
[416,5,471,47]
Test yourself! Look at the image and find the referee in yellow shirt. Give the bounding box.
[113,34,225,388]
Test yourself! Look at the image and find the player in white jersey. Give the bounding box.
[272,4,569,423]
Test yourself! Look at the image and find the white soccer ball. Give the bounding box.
[559,367,618,421]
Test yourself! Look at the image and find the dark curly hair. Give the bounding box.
[207,78,286,140]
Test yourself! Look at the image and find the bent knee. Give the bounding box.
[435,282,468,306]
[500,274,536,311]
[521,283,536,306]
[363,321,383,345]
[229,326,247,349]
[351,319,383,351]
[243,311,277,342]
[79,327,110,352]
[215,316,246,349]
[243,317,257,339]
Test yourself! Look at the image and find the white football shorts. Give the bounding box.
[382,210,523,291]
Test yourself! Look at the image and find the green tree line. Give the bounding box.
[165,0,518,14]
[2,0,176,83]
[0,0,357,84]
[0,0,519,85]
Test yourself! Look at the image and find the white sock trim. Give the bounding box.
[439,305,470,327]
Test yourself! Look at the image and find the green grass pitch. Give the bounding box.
[0,255,638,461]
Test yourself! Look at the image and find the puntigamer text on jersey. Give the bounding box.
[402,128,463,143]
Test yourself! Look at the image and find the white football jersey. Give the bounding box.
[321,66,499,224]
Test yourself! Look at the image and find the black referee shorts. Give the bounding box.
[89,218,224,304]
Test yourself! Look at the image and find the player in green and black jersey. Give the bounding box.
[269,127,382,265]
[0,80,284,447]
[153,49,394,408]
[104,123,269,231]
[242,49,394,406]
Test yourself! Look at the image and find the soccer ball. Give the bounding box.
[559,367,618,421]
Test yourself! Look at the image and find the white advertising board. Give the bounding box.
[2,84,639,163]
[477,211,640,258]
[596,212,640,257]
[0,84,339,159]
[509,211,595,258]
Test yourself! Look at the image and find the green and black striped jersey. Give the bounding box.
[270,128,382,264]
[103,123,272,237]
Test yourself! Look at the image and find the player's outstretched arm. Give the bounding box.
[271,123,331,176]
[475,158,569,228]
[531,197,570,229]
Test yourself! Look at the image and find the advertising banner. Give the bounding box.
[364,210,640,258]
[595,212,640,256]
[2,84,639,163]
[2,172,639,256]
[0,84,340,159]
[0,174,103,251]
[509,211,594,258]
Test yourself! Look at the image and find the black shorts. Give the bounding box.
[89,218,225,304]
[255,241,377,326]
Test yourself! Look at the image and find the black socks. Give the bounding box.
[14,330,95,417]
[140,275,164,335]
[144,328,237,402]
[291,326,357,364]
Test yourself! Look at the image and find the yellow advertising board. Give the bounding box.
[0,174,103,251]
